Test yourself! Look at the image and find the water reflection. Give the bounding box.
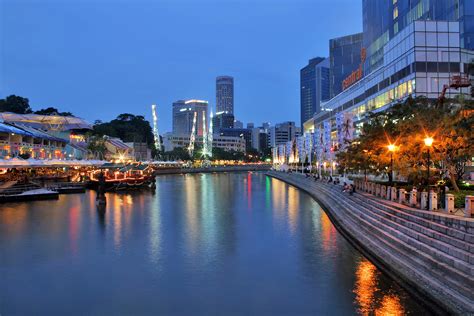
[0,173,428,315]
[354,257,405,315]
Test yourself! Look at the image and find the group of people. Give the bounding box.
[303,172,356,195]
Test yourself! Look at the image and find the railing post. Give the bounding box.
[409,188,417,207]
[380,185,386,199]
[428,190,438,211]
[444,193,454,214]
[398,188,406,204]
[420,191,428,210]
[390,187,397,202]
[465,196,474,218]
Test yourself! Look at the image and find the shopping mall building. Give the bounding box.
[281,1,474,168]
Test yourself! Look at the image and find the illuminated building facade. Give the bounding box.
[163,133,245,152]
[216,76,234,114]
[363,0,474,74]
[330,33,364,98]
[212,111,234,132]
[304,20,473,136]
[172,99,208,137]
[300,57,330,127]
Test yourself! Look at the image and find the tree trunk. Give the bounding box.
[448,168,460,192]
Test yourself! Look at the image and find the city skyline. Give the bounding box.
[0,0,362,132]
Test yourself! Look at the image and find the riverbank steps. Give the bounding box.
[266,171,474,315]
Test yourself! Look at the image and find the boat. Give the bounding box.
[87,163,155,191]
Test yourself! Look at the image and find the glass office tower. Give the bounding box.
[363,0,474,73]
[329,33,363,98]
[300,57,330,127]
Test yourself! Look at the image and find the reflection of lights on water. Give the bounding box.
[265,176,271,209]
[287,187,299,234]
[354,259,377,314]
[354,258,405,315]
[247,173,252,209]
[376,295,404,316]
[320,211,336,252]
[69,206,80,255]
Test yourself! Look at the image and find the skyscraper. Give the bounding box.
[216,76,234,114]
[363,0,474,73]
[329,33,363,98]
[172,99,208,137]
[212,111,234,132]
[300,57,330,127]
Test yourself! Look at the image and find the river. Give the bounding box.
[0,172,430,315]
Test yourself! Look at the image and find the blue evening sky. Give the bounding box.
[1,0,361,132]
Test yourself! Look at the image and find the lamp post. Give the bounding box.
[424,137,434,187]
[387,144,396,186]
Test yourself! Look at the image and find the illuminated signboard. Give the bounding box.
[342,48,366,91]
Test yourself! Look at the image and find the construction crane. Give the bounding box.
[439,74,471,106]
[187,111,198,157]
[151,104,161,152]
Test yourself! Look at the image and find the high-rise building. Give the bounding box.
[363,0,474,74]
[212,111,234,132]
[269,121,301,147]
[219,128,253,151]
[216,76,234,114]
[300,57,330,127]
[172,99,208,137]
[329,33,363,98]
[234,120,244,129]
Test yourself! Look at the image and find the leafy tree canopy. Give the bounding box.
[337,96,473,191]
[92,113,156,154]
[0,95,33,114]
[34,107,74,116]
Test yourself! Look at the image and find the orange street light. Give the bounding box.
[423,136,434,193]
[424,137,434,147]
[387,144,397,185]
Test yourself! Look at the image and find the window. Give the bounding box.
[393,7,398,19]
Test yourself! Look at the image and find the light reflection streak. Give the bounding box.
[320,210,337,253]
[69,206,80,255]
[185,175,199,254]
[149,181,161,266]
[247,173,252,210]
[287,186,299,234]
[354,258,405,315]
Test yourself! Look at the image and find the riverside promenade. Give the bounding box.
[266,171,474,315]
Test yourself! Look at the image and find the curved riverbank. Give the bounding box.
[266,171,474,315]
[154,164,271,175]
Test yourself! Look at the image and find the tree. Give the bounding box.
[34,107,74,116]
[163,147,191,161]
[86,135,107,160]
[0,95,33,114]
[91,113,157,156]
[336,96,474,192]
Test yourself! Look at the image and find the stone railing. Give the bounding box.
[353,179,473,218]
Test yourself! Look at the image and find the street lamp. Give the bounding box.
[387,144,396,185]
[424,137,434,187]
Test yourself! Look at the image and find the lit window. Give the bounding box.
[393,7,398,19]
[393,0,397,3]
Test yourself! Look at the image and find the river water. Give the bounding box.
[0,172,430,315]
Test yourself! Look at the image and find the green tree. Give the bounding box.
[35,107,74,116]
[0,95,33,114]
[336,96,474,192]
[92,113,156,156]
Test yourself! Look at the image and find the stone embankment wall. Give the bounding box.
[267,171,474,315]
